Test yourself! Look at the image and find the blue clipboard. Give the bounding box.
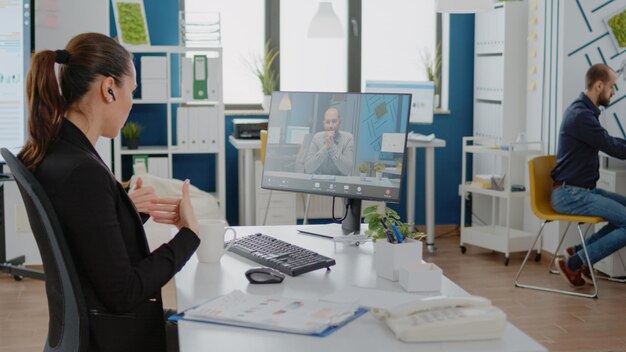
[169,306,369,337]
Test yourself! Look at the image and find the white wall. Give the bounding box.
[4,0,109,264]
[35,0,112,168]
[525,0,626,253]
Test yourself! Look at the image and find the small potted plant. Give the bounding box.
[363,204,425,243]
[373,162,386,180]
[420,42,441,109]
[357,162,370,181]
[363,204,427,281]
[121,121,143,150]
[247,40,279,111]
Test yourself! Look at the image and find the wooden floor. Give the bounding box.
[2,230,626,352]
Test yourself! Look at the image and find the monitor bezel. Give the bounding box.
[261,90,412,204]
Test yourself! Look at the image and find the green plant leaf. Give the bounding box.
[246,40,280,96]
[363,204,379,214]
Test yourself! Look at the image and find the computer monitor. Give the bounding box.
[365,80,434,124]
[261,91,412,237]
[0,0,32,164]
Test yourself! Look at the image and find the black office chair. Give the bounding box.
[1,148,88,352]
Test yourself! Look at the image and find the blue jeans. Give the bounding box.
[551,185,626,266]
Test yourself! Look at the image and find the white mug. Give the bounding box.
[196,219,237,263]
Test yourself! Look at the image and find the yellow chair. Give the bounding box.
[514,155,601,298]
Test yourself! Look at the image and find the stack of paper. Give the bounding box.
[182,290,362,335]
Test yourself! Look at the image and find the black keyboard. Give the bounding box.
[227,233,336,276]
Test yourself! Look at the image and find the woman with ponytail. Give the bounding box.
[19,33,199,351]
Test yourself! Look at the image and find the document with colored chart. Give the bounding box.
[179,290,365,336]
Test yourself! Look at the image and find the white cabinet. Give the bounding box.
[113,46,226,217]
[594,166,626,278]
[254,160,296,225]
[473,1,527,145]
[459,137,541,265]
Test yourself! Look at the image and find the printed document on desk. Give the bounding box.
[173,290,366,336]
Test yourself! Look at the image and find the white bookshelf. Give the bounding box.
[113,46,226,217]
[466,2,531,264]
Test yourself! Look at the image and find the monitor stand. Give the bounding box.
[297,198,362,239]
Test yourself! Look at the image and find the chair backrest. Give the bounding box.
[1,148,88,352]
[528,155,557,219]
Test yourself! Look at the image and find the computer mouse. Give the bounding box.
[245,267,285,284]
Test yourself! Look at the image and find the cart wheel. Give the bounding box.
[460,246,467,254]
[534,253,542,262]
[504,257,510,266]
[13,275,23,281]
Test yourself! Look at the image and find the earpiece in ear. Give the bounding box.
[107,88,116,102]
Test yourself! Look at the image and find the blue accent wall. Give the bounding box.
[402,14,475,225]
[115,4,475,226]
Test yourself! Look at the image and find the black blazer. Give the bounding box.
[35,119,200,351]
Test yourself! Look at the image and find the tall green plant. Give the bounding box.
[420,42,442,95]
[249,40,279,96]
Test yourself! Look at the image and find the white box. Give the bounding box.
[399,262,443,292]
[140,56,167,80]
[373,239,422,281]
[141,79,167,100]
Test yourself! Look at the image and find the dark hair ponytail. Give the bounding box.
[19,33,132,170]
[18,50,64,170]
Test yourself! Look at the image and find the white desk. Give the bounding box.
[175,225,546,352]
[406,138,446,254]
[229,136,446,252]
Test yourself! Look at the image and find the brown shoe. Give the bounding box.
[565,248,594,285]
[556,257,586,287]
[581,267,594,285]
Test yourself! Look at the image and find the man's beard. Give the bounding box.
[599,94,611,108]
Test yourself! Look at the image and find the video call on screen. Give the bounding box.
[262,91,411,202]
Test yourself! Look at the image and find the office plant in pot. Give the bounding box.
[358,162,370,181]
[420,42,441,109]
[364,204,427,281]
[374,162,386,180]
[248,40,279,112]
[121,121,143,150]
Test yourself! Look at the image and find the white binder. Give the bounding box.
[181,57,193,100]
[188,108,200,151]
[177,107,189,151]
[207,57,220,101]
[198,106,218,152]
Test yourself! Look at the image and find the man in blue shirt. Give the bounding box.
[552,63,626,287]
